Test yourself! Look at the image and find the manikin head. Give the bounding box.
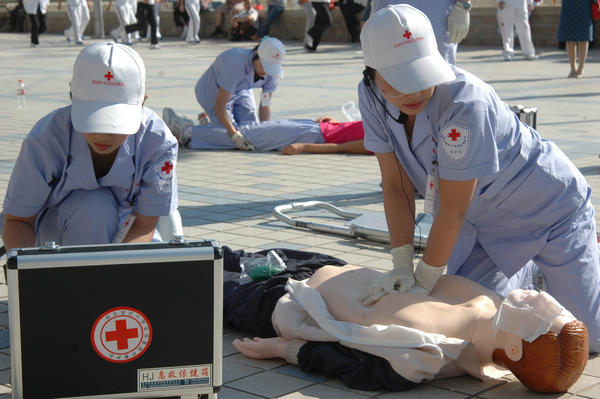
[491,290,589,393]
[493,320,588,393]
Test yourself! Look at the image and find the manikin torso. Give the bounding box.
[306,265,510,365]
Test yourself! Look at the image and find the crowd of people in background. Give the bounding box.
[17,0,373,49]
[13,0,596,70]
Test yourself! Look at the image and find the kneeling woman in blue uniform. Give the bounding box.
[1,42,178,251]
[192,36,286,151]
[358,5,600,352]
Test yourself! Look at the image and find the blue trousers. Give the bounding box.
[36,188,119,245]
[256,5,284,38]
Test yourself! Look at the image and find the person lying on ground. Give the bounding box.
[162,109,370,155]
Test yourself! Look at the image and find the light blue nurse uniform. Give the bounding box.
[372,0,458,65]
[1,106,179,245]
[359,65,600,352]
[193,47,279,135]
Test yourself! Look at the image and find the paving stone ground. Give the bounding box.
[0,32,599,398]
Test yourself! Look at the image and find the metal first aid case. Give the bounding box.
[6,240,223,399]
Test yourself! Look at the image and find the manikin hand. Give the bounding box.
[315,116,339,124]
[448,2,470,43]
[414,258,447,293]
[231,131,256,151]
[361,244,415,305]
[281,143,305,155]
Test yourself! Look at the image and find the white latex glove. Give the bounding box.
[414,258,447,294]
[231,131,256,151]
[360,244,415,306]
[448,2,470,44]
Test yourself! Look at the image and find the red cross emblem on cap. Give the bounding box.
[448,128,461,141]
[403,30,412,39]
[429,181,434,190]
[105,71,114,81]
[161,161,173,174]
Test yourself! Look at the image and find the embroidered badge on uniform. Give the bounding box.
[441,124,470,161]
[153,157,175,193]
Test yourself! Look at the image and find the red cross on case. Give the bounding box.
[105,71,114,81]
[403,30,412,39]
[161,161,173,174]
[105,319,139,350]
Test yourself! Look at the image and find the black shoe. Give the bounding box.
[304,43,316,52]
[210,27,223,37]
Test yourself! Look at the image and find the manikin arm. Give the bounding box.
[280,140,368,155]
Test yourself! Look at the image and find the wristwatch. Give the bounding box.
[457,0,471,10]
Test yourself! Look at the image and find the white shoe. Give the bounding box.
[150,43,160,49]
[524,54,538,61]
[162,107,193,146]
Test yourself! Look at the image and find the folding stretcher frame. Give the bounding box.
[273,201,433,249]
[7,240,223,399]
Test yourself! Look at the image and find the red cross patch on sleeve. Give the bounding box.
[152,157,176,194]
[441,124,470,161]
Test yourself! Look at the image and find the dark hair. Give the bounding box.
[362,66,375,87]
[361,66,407,124]
[493,321,589,393]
